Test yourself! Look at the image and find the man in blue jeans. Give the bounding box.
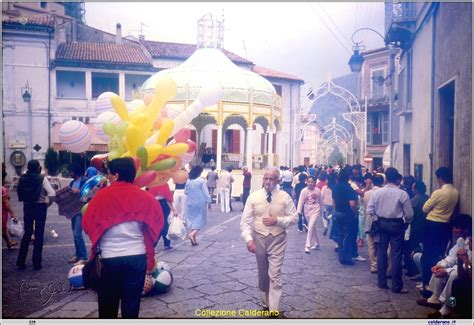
[332,167,358,265]
[68,163,88,265]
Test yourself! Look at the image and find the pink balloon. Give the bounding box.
[133,170,157,188]
[186,140,196,153]
[131,157,140,172]
[174,128,191,143]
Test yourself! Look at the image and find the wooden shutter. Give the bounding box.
[232,129,240,154]
[212,129,217,153]
[261,133,265,154]
[272,133,276,153]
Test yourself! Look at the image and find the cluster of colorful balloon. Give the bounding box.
[58,75,222,189]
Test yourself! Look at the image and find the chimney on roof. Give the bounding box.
[57,24,66,44]
[71,19,77,42]
[116,23,122,44]
[139,34,145,42]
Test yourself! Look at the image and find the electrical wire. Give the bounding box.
[316,3,352,48]
[308,3,352,54]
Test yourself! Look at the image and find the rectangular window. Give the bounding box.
[125,74,151,100]
[371,68,386,100]
[371,112,382,145]
[92,72,119,99]
[367,110,389,145]
[56,71,86,99]
[40,2,47,9]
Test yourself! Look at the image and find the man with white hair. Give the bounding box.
[240,166,298,316]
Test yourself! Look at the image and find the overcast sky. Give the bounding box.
[85,2,385,91]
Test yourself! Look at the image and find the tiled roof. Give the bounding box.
[2,14,54,28]
[141,40,253,64]
[56,42,152,66]
[252,65,304,83]
[362,47,389,56]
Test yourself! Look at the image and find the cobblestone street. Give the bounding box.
[1,194,438,320]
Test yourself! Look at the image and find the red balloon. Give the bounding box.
[185,140,196,153]
[91,154,108,170]
[174,128,191,143]
[132,157,140,171]
[133,170,157,188]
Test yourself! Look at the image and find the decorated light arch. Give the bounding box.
[298,76,366,163]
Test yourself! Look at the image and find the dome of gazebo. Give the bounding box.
[141,48,278,106]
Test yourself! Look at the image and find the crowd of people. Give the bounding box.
[242,163,471,318]
[2,158,471,319]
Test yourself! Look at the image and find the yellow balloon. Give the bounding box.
[125,124,148,156]
[111,95,129,121]
[153,114,163,130]
[128,105,147,119]
[156,119,174,145]
[128,112,148,126]
[162,143,189,156]
[148,76,177,117]
[145,144,164,163]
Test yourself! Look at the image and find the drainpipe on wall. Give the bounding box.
[48,28,52,148]
[429,3,439,193]
[289,84,293,168]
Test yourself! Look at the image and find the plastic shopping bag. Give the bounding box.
[166,216,187,240]
[8,218,24,238]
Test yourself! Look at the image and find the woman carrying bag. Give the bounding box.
[184,165,211,246]
[82,158,163,318]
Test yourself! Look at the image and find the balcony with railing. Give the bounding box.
[385,2,416,49]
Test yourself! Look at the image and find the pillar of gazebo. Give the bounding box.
[216,125,223,171]
[267,128,274,167]
[246,127,253,172]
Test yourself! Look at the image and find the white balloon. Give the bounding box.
[95,92,117,115]
[171,100,203,136]
[144,132,159,146]
[94,111,121,142]
[198,81,223,107]
[59,120,91,153]
[127,99,145,112]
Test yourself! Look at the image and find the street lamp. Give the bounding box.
[348,47,364,73]
[348,27,396,167]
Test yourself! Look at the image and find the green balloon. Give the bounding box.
[81,203,89,216]
[102,122,116,137]
[136,146,148,171]
[148,158,176,171]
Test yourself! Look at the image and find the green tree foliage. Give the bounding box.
[328,147,345,165]
[44,147,59,176]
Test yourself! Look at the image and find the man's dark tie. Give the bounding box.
[266,191,272,203]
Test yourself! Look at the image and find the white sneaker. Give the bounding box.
[304,246,310,254]
[353,255,366,262]
[311,244,320,250]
